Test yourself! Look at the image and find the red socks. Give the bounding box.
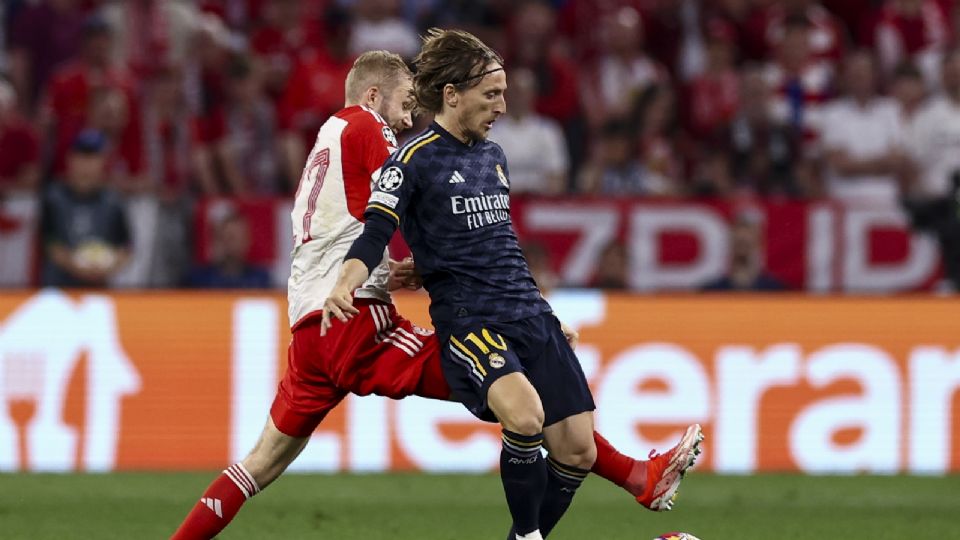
[171,463,260,539]
[592,431,647,496]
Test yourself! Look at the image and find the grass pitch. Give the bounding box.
[0,472,955,539]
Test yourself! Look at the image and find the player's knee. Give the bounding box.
[552,438,596,470]
[498,400,544,435]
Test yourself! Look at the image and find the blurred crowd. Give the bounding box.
[1,0,960,290]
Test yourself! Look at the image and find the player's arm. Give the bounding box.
[321,162,413,334]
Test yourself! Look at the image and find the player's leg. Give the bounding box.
[440,325,549,540]
[170,418,310,540]
[171,320,347,539]
[398,314,701,508]
[536,411,596,537]
[487,372,548,540]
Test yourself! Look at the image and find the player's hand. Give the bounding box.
[320,286,360,336]
[559,320,579,350]
[388,257,423,291]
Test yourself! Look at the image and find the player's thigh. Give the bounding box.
[525,314,596,427]
[441,324,535,425]
[242,417,310,488]
[271,323,349,438]
[487,372,544,435]
[542,411,596,469]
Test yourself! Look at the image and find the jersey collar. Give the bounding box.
[430,121,477,150]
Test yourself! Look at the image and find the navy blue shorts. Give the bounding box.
[439,312,596,427]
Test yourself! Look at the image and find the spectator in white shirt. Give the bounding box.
[349,0,421,59]
[906,48,960,199]
[489,67,569,195]
[820,50,910,207]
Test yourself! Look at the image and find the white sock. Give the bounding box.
[516,530,543,540]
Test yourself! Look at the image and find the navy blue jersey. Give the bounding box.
[364,122,550,334]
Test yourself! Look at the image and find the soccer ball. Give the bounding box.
[654,534,702,540]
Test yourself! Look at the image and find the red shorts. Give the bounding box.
[270,298,450,437]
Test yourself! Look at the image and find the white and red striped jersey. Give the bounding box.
[288,105,399,328]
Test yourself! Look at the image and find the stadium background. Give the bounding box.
[1,0,959,538]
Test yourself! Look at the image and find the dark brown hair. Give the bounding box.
[413,28,504,114]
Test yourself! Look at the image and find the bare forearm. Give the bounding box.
[336,258,371,293]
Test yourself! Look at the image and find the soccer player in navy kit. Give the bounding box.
[324,29,701,539]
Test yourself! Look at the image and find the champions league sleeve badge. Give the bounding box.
[378,166,404,192]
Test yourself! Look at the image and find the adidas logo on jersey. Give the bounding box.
[449,170,466,184]
[201,497,223,518]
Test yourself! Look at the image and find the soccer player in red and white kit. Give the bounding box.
[171,50,700,539]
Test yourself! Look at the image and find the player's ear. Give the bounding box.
[364,86,381,108]
[442,83,459,108]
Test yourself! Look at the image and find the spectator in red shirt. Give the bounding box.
[278,6,355,189]
[43,15,141,177]
[250,0,327,105]
[7,0,86,113]
[865,0,954,86]
[746,0,847,64]
[194,56,283,196]
[0,79,40,197]
[684,19,741,141]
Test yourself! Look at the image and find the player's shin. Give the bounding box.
[537,456,590,537]
[591,431,645,493]
[500,429,548,538]
[170,463,261,540]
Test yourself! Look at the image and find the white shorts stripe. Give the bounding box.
[376,305,392,329]
[395,327,424,348]
[385,329,422,353]
[384,337,417,357]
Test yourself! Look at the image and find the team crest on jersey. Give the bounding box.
[378,166,404,192]
[488,353,506,369]
[496,164,509,188]
[382,126,398,147]
[412,325,434,337]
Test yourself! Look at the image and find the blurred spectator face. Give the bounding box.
[731,216,762,266]
[599,129,633,167]
[844,52,877,101]
[779,24,810,71]
[740,69,771,123]
[216,215,252,266]
[891,0,923,16]
[0,81,14,123]
[67,152,106,195]
[270,0,302,26]
[227,60,262,107]
[641,87,675,135]
[891,68,926,110]
[88,88,129,135]
[356,0,399,20]
[83,25,114,68]
[377,75,415,135]
[943,50,960,100]
[506,68,537,116]
[150,67,185,110]
[595,241,629,289]
[513,1,555,62]
[603,7,643,57]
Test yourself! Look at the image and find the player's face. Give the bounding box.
[455,63,507,142]
[378,76,415,135]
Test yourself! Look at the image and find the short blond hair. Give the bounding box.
[344,50,412,104]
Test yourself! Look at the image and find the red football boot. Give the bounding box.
[632,424,704,511]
